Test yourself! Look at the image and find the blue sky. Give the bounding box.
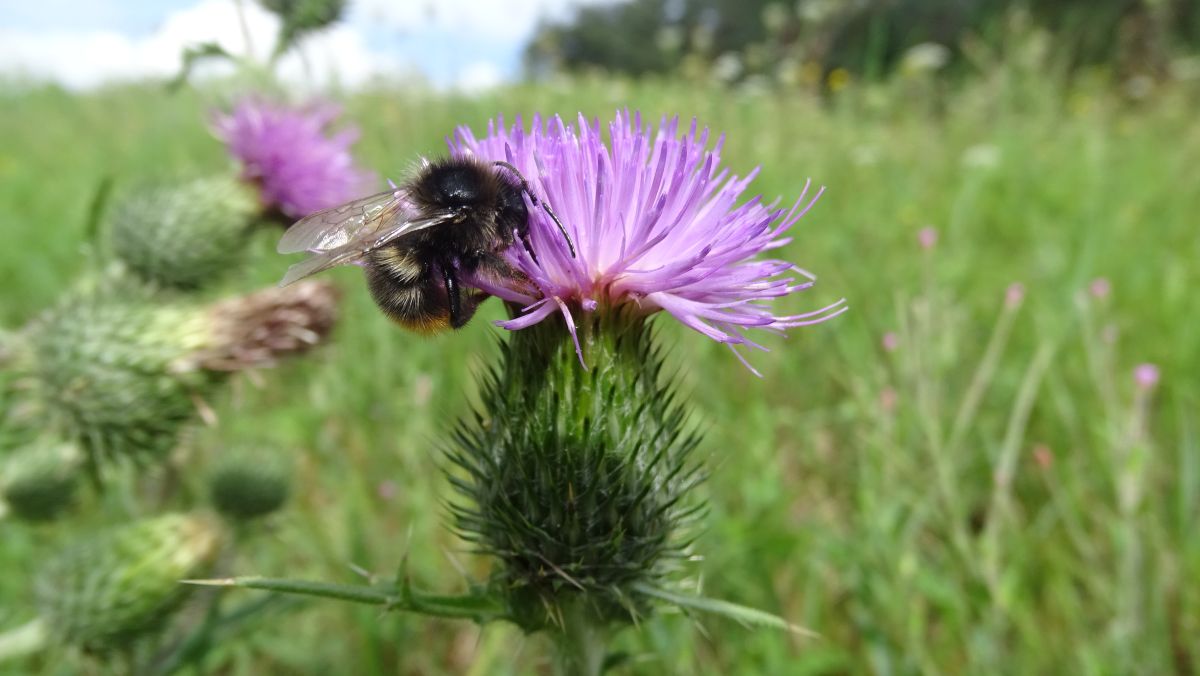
[0,0,613,90]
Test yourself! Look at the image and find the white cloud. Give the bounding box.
[456,61,504,93]
[0,0,396,90]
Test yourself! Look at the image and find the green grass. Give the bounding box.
[1,65,1198,674]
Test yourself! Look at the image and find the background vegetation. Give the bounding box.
[2,5,1200,673]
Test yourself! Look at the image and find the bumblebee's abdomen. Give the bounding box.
[365,248,452,334]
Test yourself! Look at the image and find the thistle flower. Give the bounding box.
[450,111,846,373]
[214,98,376,220]
[1134,363,1160,391]
[443,112,836,646]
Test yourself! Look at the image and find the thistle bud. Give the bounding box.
[448,313,702,632]
[109,175,258,290]
[208,446,292,521]
[1,439,82,522]
[35,513,225,653]
[25,277,338,464]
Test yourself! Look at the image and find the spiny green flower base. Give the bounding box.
[26,278,216,465]
[36,512,225,654]
[20,274,338,469]
[28,278,215,465]
[108,175,258,291]
[447,309,704,632]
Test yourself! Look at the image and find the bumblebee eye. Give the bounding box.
[498,185,529,220]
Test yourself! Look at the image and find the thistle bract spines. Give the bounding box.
[109,175,258,290]
[0,439,82,522]
[28,285,213,465]
[448,311,705,631]
[35,512,225,654]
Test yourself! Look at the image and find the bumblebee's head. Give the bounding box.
[428,162,490,216]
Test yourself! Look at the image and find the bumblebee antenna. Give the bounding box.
[493,161,577,258]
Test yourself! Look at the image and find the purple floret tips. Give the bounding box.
[451,110,846,372]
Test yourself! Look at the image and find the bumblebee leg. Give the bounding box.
[519,228,539,264]
[441,262,467,329]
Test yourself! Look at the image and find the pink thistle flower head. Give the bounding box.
[214,98,377,219]
[1089,277,1111,300]
[881,331,899,352]
[1134,363,1160,391]
[449,111,847,373]
[918,226,938,250]
[1005,282,1026,309]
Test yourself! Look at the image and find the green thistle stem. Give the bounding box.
[552,600,609,676]
[184,577,506,623]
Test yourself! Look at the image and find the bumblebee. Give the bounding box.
[278,157,573,332]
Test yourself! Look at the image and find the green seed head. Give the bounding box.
[35,512,225,654]
[1,439,82,522]
[448,311,704,631]
[109,175,258,290]
[209,446,292,521]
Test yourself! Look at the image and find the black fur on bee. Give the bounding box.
[363,157,532,332]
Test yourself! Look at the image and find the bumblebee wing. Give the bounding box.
[277,188,407,255]
[277,213,452,287]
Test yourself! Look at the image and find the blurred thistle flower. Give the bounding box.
[1089,277,1112,300]
[881,331,899,352]
[879,386,898,413]
[1032,443,1054,470]
[1134,363,1160,391]
[1005,282,1026,309]
[214,98,376,221]
[20,275,338,466]
[451,112,846,373]
[918,226,938,250]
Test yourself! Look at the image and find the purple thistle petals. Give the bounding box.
[214,98,376,219]
[450,110,844,372]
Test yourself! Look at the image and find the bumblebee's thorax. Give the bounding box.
[408,158,527,254]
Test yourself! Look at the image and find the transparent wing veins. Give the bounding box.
[277,188,407,254]
[276,188,455,287]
